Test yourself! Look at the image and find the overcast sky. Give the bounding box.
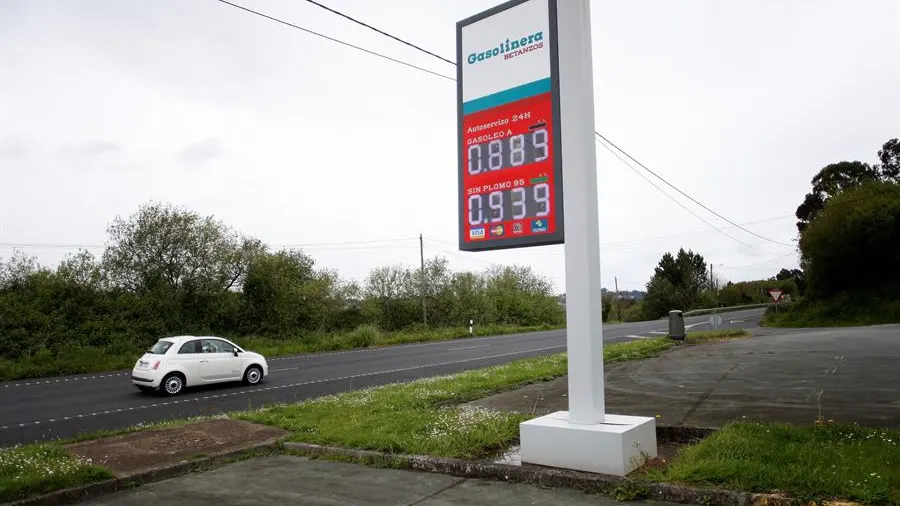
[1,0,898,293]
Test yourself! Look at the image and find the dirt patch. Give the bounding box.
[65,418,288,477]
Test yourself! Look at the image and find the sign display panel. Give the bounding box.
[456,0,564,251]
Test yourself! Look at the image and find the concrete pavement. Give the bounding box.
[472,324,900,429]
[0,308,766,446]
[77,455,683,506]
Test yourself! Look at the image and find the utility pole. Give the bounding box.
[709,263,714,291]
[420,233,427,326]
[614,276,622,322]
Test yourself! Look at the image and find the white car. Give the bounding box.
[131,335,269,396]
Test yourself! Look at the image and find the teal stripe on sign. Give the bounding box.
[462,77,551,115]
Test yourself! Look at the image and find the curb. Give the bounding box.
[282,433,795,506]
[2,441,283,506]
[282,442,754,506]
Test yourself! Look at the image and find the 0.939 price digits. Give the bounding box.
[468,183,549,226]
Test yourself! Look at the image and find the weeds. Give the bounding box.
[0,444,113,503]
[648,422,900,505]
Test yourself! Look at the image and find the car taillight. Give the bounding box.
[153,361,161,370]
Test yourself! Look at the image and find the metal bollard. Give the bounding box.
[668,310,685,340]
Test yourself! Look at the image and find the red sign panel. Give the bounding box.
[461,91,560,249]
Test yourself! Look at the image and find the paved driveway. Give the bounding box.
[79,455,682,506]
[473,325,900,429]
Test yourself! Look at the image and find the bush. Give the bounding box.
[342,324,382,348]
[800,181,900,300]
[763,295,900,327]
[0,202,568,366]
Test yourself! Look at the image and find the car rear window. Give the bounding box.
[147,340,174,354]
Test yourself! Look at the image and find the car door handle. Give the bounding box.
[200,359,208,363]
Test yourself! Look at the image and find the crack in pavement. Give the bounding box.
[677,362,740,426]
[405,478,467,506]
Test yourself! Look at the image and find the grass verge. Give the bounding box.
[234,332,737,459]
[0,444,113,503]
[647,422,900,505]
[0,323,562,382]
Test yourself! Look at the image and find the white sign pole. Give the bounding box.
[518,0,658,477]
[556,0,605,426]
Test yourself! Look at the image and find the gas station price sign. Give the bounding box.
[456,0,564,252]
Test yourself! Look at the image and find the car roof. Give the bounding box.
[156,335,232,344]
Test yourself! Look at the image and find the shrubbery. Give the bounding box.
[0,202,565,364]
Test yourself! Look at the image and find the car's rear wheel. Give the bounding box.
[243,365,263,386]
[161,373,185,396]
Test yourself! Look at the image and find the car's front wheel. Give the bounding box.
[161,373,185,396]
[243,365,263,386]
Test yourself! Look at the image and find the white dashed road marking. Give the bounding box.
[448,344,490,351]
[1,330,567,387]
[0,344,565,431]
[2,372,130,388]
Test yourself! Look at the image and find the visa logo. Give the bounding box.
[470,227,486,239]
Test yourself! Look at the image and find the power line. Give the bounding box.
[425,213,793,253]
[719,252,797,271]
[215,0,800,250]
[0,237,420,251]
[291,0,799,252]
[300,0,455,65]
[423,240,501,268]
[595,132,796,248]
[595,136,777,254]
[211,0,454,81]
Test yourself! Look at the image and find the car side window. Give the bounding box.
[201,339,236,354]
[178,340,199,354]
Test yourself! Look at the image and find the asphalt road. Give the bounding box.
[0,308,764,446]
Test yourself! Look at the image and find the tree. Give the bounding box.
[642,248,709,318]
[101,201,262,295]
[796,139,900,234]
[483,265,562,326]
[799,180,900,300]
[0,251,39,291]
[875,138,899,180]
[56,249,103,289]
[775,268,806,295]
[795,161,877,233]
[241,249,348,335]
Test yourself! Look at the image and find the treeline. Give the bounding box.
[0,202,564,360]
[772,137,900,325]
[601,249,802,323]
[621,137,899,325]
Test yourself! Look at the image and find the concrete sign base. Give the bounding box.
[520,411,657,476]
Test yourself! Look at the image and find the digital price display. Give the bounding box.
[456,0,564,252]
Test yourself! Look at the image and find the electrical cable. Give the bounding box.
[0,237,420,251]
[595,132,796,247]
[300,0,456,65]
[212,0,454,81]
[211,0,800,253]
[595,136,777,254]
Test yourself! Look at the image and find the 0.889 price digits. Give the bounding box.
[468,183,550,226]
[467,128,549,175]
